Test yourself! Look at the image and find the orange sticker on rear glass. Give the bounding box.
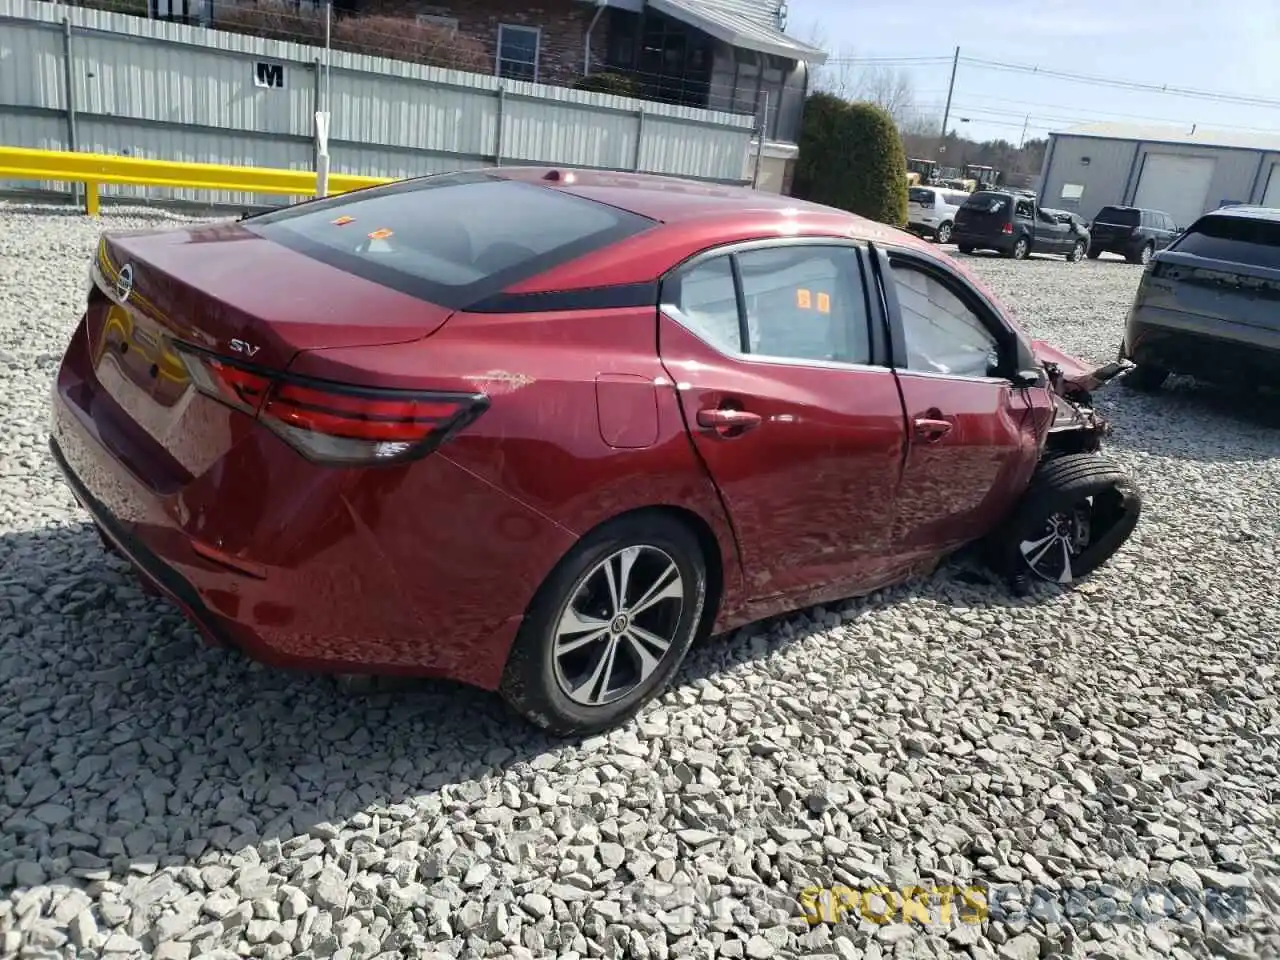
[796,288,812,309]
[332,215,355,225]
[816,292,831,314]
[367,228,393,240]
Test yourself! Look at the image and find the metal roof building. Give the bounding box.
[1038,121,1280,229]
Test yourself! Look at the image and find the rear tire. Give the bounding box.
[1086,247,1102,259]
[1128,242,1154,265]
[1125,364,1169,392]
[985,454,1142,593]
[958,243,974,255]
[936,221,953,244]
[1011,237,1030,260]
[499,513,707,736]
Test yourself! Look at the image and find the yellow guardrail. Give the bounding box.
[0,146,394,215]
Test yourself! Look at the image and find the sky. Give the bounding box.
[785,0,1280,145]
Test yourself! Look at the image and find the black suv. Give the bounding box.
[1088,206,1179,264]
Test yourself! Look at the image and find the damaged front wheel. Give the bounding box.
[986,454,1142,593]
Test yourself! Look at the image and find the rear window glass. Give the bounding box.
[244,172,654,307]
[1172,215,1280,269]
[1095,207,1139,226]
[909,188,935,204]
[962,192,1008,214]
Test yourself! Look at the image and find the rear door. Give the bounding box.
[657,239,910,608]
[866,243,1050,560]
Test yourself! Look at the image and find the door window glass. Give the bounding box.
[736,246,870,364]
[673,256,741,354]
[1015,199,1034,218]
[891,264,999,378]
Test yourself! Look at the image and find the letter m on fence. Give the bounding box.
[254,61,285,89]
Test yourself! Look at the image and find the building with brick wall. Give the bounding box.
[358,0,827,191]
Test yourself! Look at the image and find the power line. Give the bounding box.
[957,56,1280,110]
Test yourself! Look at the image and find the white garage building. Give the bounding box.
[1038,122,1280,229]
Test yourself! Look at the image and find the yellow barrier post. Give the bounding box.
[85,181,99,217]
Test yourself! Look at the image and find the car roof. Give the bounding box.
[487,166,932,245]
[1200,204,1280,222]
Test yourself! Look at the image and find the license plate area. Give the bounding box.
[93,301,197,443]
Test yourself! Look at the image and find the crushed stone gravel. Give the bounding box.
[1,203,1278,960]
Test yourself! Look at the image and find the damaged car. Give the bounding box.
[48,168,1142,735]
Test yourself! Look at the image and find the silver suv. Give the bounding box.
[906,186,970,244]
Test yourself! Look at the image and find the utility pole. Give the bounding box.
[938,46,959,156]
[1018,113,1030,149]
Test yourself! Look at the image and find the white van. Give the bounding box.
[907,186,970,244]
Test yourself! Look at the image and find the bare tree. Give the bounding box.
[802,26,921,126]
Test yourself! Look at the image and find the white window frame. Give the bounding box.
[496,23,541,82]
[416,14,458,34]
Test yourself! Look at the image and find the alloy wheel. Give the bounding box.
[1019,501,1092,583]
[552,545,684,706]
[937,223,953,244]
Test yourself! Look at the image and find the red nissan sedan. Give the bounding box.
[50,168,1141,734]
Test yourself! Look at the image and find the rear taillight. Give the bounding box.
[1001,223,1013,235]
[176,346,487,466]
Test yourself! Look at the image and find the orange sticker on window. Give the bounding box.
[367,228,393,240]
[332,215,355,225]
[816,292,831,314]
[796,288,812,309]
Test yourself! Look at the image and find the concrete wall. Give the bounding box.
[0,0,756,209]
[1039,133,1278,222]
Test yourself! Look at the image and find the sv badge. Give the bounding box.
[229,339,261,358]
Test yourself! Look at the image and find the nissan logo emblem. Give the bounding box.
[115,263,134,302]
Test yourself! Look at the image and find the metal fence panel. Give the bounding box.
[0,0,756,208]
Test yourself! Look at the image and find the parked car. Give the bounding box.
[50,168,1142,735]
[1089,205,1179,264]
[1120,204,1280,391]
[1042,208,1092,255]
[906,185,970,243]
[953,190,1090,261]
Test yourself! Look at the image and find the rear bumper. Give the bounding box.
[1123,303,1280,383]
[49,315,575,690]
[953,230,1013,253]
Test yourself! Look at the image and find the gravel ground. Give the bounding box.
[2,203,1279,960]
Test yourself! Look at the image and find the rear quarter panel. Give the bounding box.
[287,307,750,631]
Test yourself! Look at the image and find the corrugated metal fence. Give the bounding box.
[0,0,756,208]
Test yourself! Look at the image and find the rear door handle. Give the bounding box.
[697,407,762,435]
[913,416,953,442]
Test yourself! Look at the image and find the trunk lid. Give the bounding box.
[87,222,455,457]
[93,224,454,370]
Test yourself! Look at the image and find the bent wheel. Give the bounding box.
[985,454,1142,593]
[500,513,706,735]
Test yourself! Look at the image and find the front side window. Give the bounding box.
[891,263,999,378]
[1015,199,1034,218]
[497,24,540,81]
[737,246,870,365]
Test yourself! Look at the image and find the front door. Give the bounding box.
[657,240,909,609]
[868,245,1052,561]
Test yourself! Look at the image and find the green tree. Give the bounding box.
[792,94,908,228]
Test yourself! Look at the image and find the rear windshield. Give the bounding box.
[1094,207,1139,226]
[245,172,654,307]
[1172,214,1280,269]
[909,187,935,204]
[962,192,1008,214]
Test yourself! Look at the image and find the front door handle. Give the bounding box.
[913,416,953,442]
[697,407,762,436]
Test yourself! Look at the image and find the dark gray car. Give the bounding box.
[1120,205,1280,390]
[1089,206,1179,265]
